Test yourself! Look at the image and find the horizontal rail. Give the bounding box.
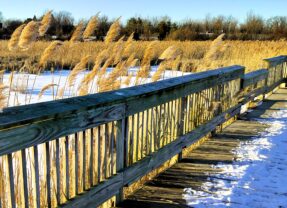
[242,69,268,88]
[264,55,287,67]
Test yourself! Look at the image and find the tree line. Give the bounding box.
[1,11,287,41]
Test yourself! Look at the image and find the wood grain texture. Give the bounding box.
[0,104,125,156]
[61,173,123,208]
[242,69,268,88]
[264,55,287,67]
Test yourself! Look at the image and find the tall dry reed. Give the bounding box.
[83,13,100,39]
[18,21,40,50]
[8,24,26,51]
[39,11,53,37]
[105,17,121,44]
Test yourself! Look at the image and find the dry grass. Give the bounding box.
[39,11,53,37]
[18,21,40,50]
[1,40,286,73]
[83,13,100,39]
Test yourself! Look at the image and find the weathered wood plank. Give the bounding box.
[65,136,70,200]
[33,146,41,208]
[89,129,94,187]
[61,173,123,208]
[7,154,15,208]
[21,149,29,208]
[75,133,79,194]
[116,119,125,204]
[0,104,125,156]
[56,139,61,205]
[45,142,52,208]
[264,55,287,67]
[242,69,268,88]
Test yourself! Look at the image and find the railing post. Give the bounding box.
[178,96,188,161]
[115,117,127,205]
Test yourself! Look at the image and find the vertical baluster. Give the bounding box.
[90,129,94,186]
[160,105,164,147]
[136,113,140,161]
[188,95,192,131]
[82,130,86,190]
[75,133,79,194]
[33,146,40,208]
[145,109,150,155]
[167,101,171,144]
[56,139,61,205]
[129,115,134,164]
[124,117,129,167]
[176,99,180,136]
[157,105,161,149]
[151,107,156,152]
[65,136,70,200]
[21,149,29,208]
[104,124,108,178]
[149,108,153,154]
[46,142,51,208]
[171,100,175,140]
[97,127,101,183]
[178,96,187,160]
[7,154,15,208]
[115,118,125,205]
[141,111,144,158]
[163,103,167,146]
[111,122,115,175]
[196,92,201,126]
[199,92,204,124]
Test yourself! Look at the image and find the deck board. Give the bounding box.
[119,88,287,208]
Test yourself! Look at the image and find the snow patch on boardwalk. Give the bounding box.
[184,110,287,207]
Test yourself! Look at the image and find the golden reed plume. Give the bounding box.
[39,10,53,36]
[39,41,63,67]
[8,24,26,51]
[18,21,40,50]
[83,13,100,39]
[204,33,225,60]
[70,21,84,42]
[159,46,182,60]
[38,83,58,99]
[68,55,91,87]
[105,17,121,44]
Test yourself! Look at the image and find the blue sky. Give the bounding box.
[0,0,286,23]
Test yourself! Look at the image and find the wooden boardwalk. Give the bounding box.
[119,88,287,207]
[1,56,286,208]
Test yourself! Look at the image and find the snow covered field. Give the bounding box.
[2,66,189,107]
[184,109,287,207]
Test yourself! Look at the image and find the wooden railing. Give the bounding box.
[0,56,286,208]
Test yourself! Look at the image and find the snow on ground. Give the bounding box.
[2,66,189,107]
[183,110,287,207]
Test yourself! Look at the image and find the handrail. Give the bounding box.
[0,65,244,156]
